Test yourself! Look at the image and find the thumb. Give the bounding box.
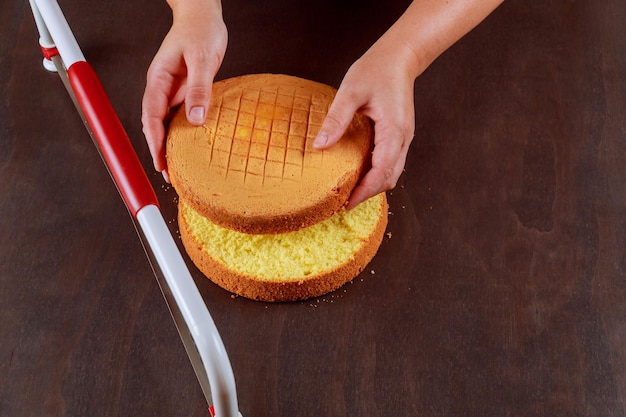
[184,54,218,125]
[313,88,362,150]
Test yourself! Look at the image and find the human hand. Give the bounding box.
[141,0,227,181]
[314,42,416,210]
[313,0,505,209]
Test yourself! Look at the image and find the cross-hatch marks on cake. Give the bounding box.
[202,83,329,186]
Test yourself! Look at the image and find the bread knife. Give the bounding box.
[29,1,241,416]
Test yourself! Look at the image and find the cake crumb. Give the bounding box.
[386,232,392,239]
[370,270,375,275]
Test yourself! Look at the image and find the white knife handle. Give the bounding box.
[137,205,240,417]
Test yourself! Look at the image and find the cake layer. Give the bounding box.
[167,74,373,234]
[178,192,388,302]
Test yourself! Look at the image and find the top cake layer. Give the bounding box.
[166,73,373,234]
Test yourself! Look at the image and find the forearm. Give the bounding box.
[378,0,504,79]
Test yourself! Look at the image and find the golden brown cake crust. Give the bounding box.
[178,194,389,302]
[167,74,373,234]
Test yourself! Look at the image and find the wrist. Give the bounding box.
[364,33,424,83]
[167,0,223,21]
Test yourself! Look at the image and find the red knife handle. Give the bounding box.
[67,61,159,217]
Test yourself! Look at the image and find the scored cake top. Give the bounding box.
[166,73,373,234]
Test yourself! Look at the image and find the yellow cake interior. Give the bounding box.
[180,193,386,281]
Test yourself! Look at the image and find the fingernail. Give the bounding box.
[313,132,328,148]
[188,106,205,125]
[162,170,170,183]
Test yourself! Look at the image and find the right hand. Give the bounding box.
[141,1,227,181]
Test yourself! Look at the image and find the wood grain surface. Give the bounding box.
[1,0,624,416]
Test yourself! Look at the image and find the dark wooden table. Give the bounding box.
[2,0,624,416]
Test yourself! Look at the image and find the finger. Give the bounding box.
[184,50,221,125]
[313,86,363,149]
[142,66,175,173]
[346,125,410,209]
[141,113,167,172]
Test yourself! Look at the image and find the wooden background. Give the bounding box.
[1,0,624,416]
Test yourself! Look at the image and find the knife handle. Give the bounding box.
[67,61,159,217]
